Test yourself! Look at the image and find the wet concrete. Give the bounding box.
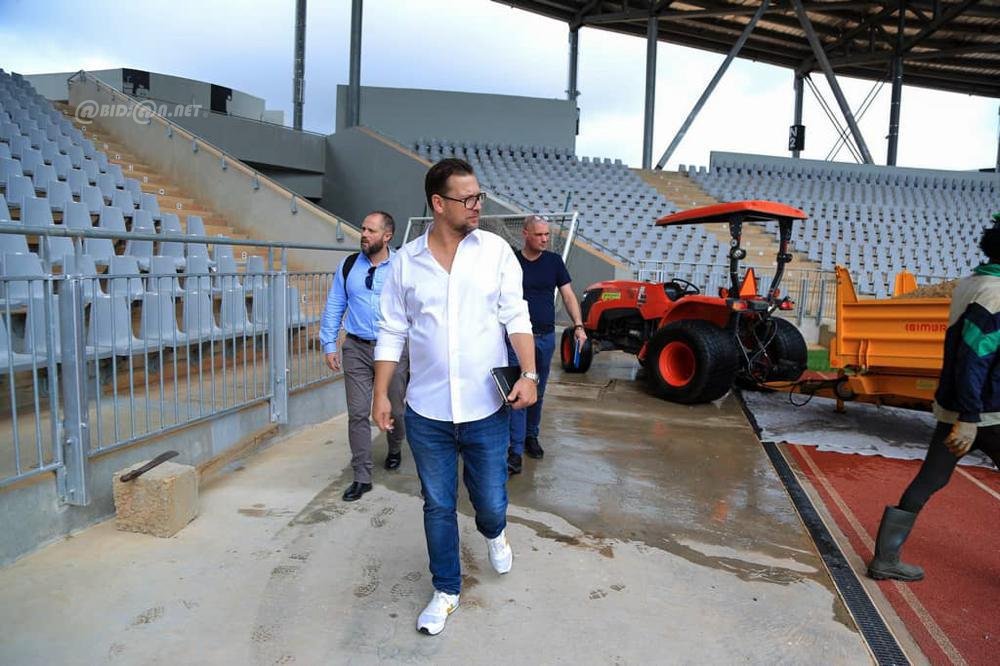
[0,351,874,664]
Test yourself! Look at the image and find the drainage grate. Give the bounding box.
[761,440,911,666]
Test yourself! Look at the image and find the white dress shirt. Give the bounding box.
[375,227,532,423]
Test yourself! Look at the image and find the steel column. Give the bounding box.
[887,0,906,166]
[292,0,307,130]
[641,14,657,170]
[347,0,363,128]
[887,57,903,165]
[793,73,804,158]
[655,0,770,169]
[567,28,580,102]
[792,0,874,164]
[57,278,89,505]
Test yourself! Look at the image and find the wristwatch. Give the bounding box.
[521,371,540,383]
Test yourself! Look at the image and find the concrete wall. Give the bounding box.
[263,172,324,200]
[336,85,577,152]
[26,69,280,123]
[69,75,358,271]
[25,69,122,101]
[168,111,326,173]
[323,127,523,243]
[323,127,436,234]
[146,72,212,109]
[0,379,347,566]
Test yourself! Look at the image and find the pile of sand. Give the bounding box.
[893,279,958,299]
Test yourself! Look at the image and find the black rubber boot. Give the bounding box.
[867,506,925,582]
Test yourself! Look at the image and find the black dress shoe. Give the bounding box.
[507,451,522,476]
[524,436,544,459]
[342,481,372,502]
[384,452,402,470]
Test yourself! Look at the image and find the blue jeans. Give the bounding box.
[507,332,556,455]
[404,405,510,595]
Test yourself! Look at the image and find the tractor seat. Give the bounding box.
[663,282,684,301]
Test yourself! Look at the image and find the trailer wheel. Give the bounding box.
[762,318,808,381]
[646,320,739,404]
[560,326,593,373]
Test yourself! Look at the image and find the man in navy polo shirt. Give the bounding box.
[506,215,587,474]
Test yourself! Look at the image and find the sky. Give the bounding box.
[0,0,996,171]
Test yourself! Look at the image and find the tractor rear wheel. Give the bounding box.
[761,318,808,381]
[646,320,739,404]
[560,326,593,373]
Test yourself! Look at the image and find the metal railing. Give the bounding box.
[0,224,349,501]
[635,259,838,325]
[403,212,580,265]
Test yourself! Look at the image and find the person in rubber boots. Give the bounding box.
[868,219,1000,581]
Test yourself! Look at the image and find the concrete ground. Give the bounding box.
[0,351,873,665]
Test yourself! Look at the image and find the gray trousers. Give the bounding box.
[342,336,408,484]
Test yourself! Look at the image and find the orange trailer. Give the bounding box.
[823,265,949,409]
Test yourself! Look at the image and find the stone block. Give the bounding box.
[113,460,199,537]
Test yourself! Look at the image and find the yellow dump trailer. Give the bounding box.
[827,265,948,407]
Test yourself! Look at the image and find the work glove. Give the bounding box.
[943,420,977,457]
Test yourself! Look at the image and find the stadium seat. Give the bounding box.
[87,293,144,356]
[108,255,145,301]
[181,287,221,342]
[139,290,188,347]
[126,209,155,271]
[157,213,187,270]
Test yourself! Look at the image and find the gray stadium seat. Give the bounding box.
[157,213,187,270]
[126,209,155,271]
[182,287,221,342]
[87,292,144,356]
[140,290,188,347]
[2,251,46,306]
[109,255,145,301]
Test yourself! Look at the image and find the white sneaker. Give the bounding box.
[417,590,459,635]
[486,529,513,574]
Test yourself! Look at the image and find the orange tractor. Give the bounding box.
[562,201,808,403]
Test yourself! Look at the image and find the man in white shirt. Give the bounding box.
[372,158,538,636]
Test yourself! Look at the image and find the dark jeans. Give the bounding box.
[404,405,510,595]
[506,332,555,455]
[898,420,1000,513]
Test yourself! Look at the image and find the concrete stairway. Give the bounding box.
[54,102,269,267]
[636,168,824,275]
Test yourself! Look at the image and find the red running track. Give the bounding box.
[785,444,1000,666]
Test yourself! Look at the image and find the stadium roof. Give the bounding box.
[495,0,1000,98]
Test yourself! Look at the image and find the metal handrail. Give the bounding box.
[0,222,355,253]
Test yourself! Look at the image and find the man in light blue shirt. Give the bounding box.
[320,211,408,502]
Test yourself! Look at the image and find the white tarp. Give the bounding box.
[742,391,995,469]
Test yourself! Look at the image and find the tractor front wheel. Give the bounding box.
[560,326,593,373]
[646,320,739,404]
